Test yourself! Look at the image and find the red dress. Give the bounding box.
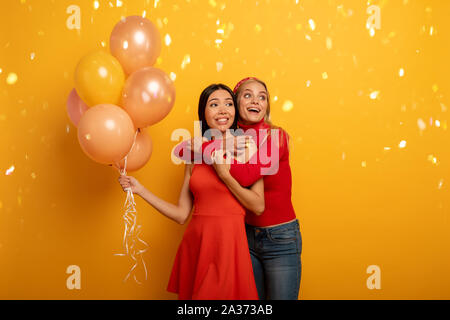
[167,162,259,300]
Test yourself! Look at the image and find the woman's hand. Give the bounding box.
[118,175,144,195]
[234,136,258,163]
[211,149,231,180]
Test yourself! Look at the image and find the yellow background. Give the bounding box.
[0,0,449,299]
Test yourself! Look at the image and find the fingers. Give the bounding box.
[118,175,132,191]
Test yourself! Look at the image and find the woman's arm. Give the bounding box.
[118,164,194,224]
[212,153,265,215]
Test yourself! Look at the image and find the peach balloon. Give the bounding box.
[116,128,153,172]
[77,104,135,165]
[121,67,175,128]
[66,88,88,127]
[74,50,125,106]
[110,16,162,75]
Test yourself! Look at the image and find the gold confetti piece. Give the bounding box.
[322,72,328,80]
[30,52,35,60]
[427,154,438,165]
[181,54,191,69]
[361,161,367,168]
[398,140,407,148]
[417,118,426,131]
[164,34,172,46]
[369,90,379,100]
[432,84,439,92]
[306,80,311,87]
[429,26,434,36]
[216,62,223,72]
[5,165,15,176]
[326,37,332,50]
[116,0,123,7]
[6,72,18,85]
[93,0,99,9]
[31,172,36,179]
[209,0,217,7]
[255,24,262,33]
[85,134,91,140]
[399,68,404,77]
[169,72,176,81]
[369,27,375,37]
[438,179,444,189]
[308,19,316,31]
[384,147,391,151]
[17,196,22,206]
[142,10,147,17]
[305,34,311,41]
[273,96,278,102]
[100,41,106,48]
[282,100,294,112]
[435,120,441,127]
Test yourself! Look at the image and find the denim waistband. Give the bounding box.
[245,219,299,232]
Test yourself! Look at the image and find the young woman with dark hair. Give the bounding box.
[118,84,264,299]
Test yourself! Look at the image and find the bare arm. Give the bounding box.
[220,173,265,215]
[118,164,194,224]
[212,151,265,215]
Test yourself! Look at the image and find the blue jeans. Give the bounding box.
[245,219,302,300]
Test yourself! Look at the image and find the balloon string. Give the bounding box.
[114,129,149,284]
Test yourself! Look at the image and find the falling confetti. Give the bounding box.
[282,100,294,112]
[326,37,332,50]
[308,19,316,31]
[399,68,404,77]
[417,118,426,131]
[369,90,379,100]
[322,72,328,80]
[6,72,18,85]
[169,72,176,81]
[164,34,171,46]
[216,62,223,72]
[5,165,15,176]
[398,140,407,148]
[93,0,99,10]
[181,54,191,69]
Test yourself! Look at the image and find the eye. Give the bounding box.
[244,93,251,98]
[259,95,267,101]
[226,102,234,107]
[209,103,218,107]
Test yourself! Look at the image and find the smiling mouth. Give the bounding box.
[215,117,229,124]
[247,107,261,114]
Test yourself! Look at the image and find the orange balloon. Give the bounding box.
[121,67,175,128]
[110,16,162,75]
[77,104,135,165]
[116,128,153,172]
[74,50,125,106]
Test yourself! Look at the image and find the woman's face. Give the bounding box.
[204,89,236,133]
[237,80,268,125]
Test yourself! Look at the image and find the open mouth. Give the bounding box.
[247,107,261,114]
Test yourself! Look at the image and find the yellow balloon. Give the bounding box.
[74,50,125,106]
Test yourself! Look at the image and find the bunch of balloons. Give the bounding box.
[67,15,175,172]
[66,16,175,284]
